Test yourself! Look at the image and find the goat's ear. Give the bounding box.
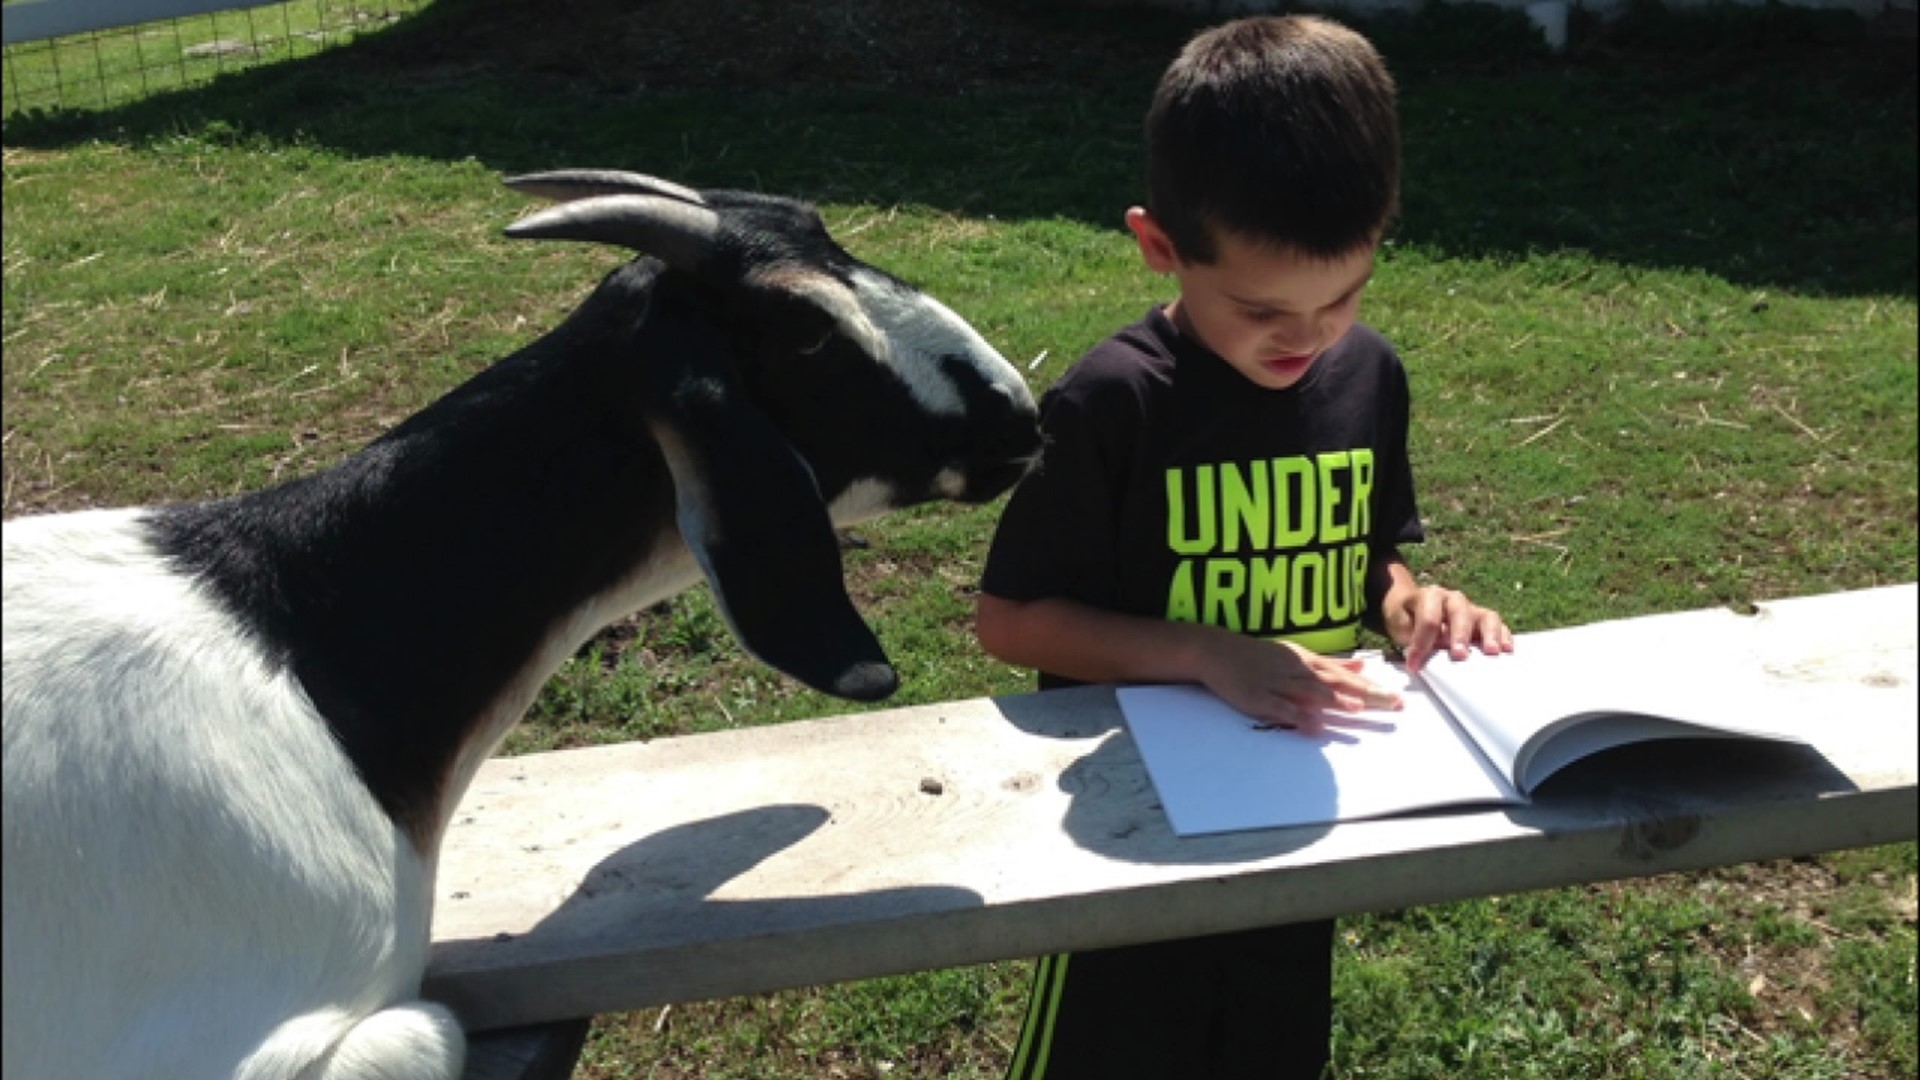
[641,311,899,703]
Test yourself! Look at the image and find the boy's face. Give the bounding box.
[1127,209,1374,391]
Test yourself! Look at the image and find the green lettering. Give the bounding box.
[1350,448,1374,539]
[1204,559,1246,631]
[1166,466,1216,555]
[1165,560,1199,623]
[1288,550,1326,627]
[1349,544,1370,621]
[1248,555,1288,634]
[1272,457,1315,547]
[1327,541,1356,622]
[1219,460,1269,554]
[1317,451,1350,544]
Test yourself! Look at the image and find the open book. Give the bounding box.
[1118,585,1918,837]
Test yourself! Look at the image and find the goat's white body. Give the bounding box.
[1,509,712,1079]
[2,510,450,1079]
[0,171,1040,1079]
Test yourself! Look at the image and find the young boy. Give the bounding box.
[977,15,1513,1079]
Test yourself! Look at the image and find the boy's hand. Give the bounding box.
[1201,636,1403,733]
[1385,584,1514,674]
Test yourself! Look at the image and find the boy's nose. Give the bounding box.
[1270,332,1318,356]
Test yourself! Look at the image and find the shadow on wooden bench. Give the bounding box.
[465,1021,591,1080]
[434,586,1918,1080]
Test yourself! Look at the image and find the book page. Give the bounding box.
[1118,655,1519,837]
[1418,607,1810,793]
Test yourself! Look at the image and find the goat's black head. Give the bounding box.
[504,170,1041,703]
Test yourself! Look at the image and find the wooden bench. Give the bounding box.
[439,584,1918,1079]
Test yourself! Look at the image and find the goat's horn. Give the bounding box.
[504,170,707,207]
[504,194,722,270]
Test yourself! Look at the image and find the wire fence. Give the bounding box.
[3,0,431,120]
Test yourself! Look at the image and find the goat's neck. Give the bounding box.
[148,304,697,852]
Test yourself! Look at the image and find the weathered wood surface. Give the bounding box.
[426,584,1918,1034]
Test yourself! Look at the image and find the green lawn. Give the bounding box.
[2,0,432,116]
[3,1,1914,1076]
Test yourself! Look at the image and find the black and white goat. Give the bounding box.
[1,170,1041,1080]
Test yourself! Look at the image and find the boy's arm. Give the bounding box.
[1369,549,1515,673]
[976,593,1402,729]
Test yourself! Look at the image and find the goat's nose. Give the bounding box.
[960,423,1041,502]
[959,459,1034,504]
[984,406,1043,463]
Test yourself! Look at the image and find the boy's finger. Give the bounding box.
[1251,697,1319,733]
[1405,589,1454,671]
[1314,664,1402,711]
[1485,614,1516,653]
[1403,623,1438,673]
[1448,618,1476,659]
[1360,683,1403,709]
[1448,594,1489,657]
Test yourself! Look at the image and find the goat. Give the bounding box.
[0,170,1042,1080]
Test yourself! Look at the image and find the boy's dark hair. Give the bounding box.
[1145,15,1400,263]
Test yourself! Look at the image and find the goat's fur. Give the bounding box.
[1,171,1040,1079]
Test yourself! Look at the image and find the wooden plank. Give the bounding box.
[424,585,1918,1033]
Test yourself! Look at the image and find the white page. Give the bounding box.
[1418,608,1807,792]
[1118,656,1517,837]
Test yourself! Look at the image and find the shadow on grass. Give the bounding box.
[5,0,1914,296]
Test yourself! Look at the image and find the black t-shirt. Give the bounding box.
[981,307,1425,688]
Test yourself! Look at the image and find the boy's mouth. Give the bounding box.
[1260,353,1315,379]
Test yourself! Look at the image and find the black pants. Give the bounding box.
[1005,920,1336,1080]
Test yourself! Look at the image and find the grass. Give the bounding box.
[2,0,1914,1076]
[1333,849,1920,1078]
[2,0,433,117]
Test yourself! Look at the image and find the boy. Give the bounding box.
[977,15,1513,1079]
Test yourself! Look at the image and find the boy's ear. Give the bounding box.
[1125,207,1182,274]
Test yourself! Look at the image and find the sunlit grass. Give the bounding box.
[2,0,431,116]
[2,1,1913,1076]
